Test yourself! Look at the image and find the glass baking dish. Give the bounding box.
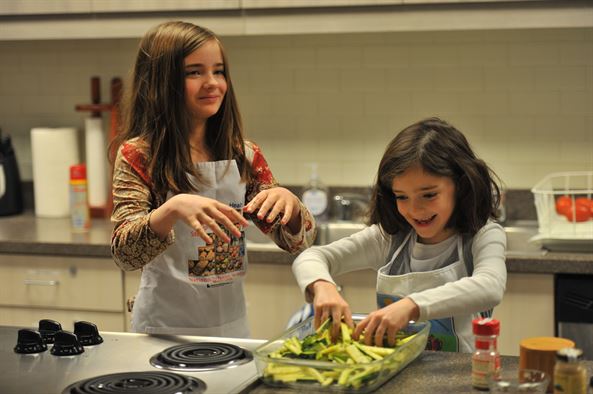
[254,314,430,393]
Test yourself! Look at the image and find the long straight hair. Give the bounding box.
[112,21,253,197]
[368,118,502,236]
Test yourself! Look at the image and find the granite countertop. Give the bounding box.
[0,213,592,274]
[247,351,593,394]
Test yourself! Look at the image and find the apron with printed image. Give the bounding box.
[376,231,478,353]
[132,159,249,338]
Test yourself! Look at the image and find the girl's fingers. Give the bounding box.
[319,307,330,330]
[243,196,260,214]
[330,308,342,341]
[209,210,243,239]
[280,202,294,225]
[219,204,249,227]
[343,306,354,328]
[265,201,284,223]
[313,305,322,329]
[362,318,379,345]
[244,190,268,214]
[353,317,368,340]
[199,215,230,243]
[190,220,213,244]
[386,326,398,347]
[374,323,387,347]
[256,198,275,221]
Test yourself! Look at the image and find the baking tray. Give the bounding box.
[254,314,430,393]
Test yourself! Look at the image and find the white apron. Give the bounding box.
[132,159,249,338]
[376,231,478,353]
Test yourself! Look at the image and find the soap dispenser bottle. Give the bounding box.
[302,163,329,222]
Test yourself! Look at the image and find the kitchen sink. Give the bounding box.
[504,222,542,254]
[315,221,367,245]
[243,223,282,251]
[243,221,368,251]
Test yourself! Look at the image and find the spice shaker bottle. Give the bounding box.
[471,317,501,390]
[69,164,91,232]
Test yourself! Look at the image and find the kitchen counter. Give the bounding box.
[247,351,593,394]
[0,212,592,274]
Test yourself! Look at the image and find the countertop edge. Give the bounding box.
[1,243,592,274]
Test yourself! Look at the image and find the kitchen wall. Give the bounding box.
[0,27,591,190]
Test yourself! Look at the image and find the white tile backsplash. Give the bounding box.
[0,29,592,190]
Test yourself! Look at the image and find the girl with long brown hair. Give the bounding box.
[111,21,315,337]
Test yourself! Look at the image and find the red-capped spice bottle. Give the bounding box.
[69,164,90,232]
[471,318,501,390]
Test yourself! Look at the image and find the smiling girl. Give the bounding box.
[110,21,315,337]
[292,118,506,352]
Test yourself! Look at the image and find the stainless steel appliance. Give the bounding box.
[556,274,593,360]
[0,322,265,393]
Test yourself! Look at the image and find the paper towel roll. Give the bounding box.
[84,117,108,207]
[31,127,79,217]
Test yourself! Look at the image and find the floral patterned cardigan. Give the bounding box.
[111,139,316,271]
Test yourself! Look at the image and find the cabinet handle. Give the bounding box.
[23,279,60,286]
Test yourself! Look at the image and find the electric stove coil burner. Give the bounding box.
[62,371,206,394]
[150,342,253,371]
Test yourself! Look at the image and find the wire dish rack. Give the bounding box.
[531,172,593,252]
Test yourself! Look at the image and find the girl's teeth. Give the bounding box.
[416,215,435,224]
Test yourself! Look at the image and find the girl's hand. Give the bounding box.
[161,193,249,244]
[309,280,353,341]
[243,187,301,230]
[353,297,419,347]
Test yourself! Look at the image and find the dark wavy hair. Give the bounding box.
[111,21,252,196]
[368,118,502,236]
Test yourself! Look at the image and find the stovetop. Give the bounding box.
[0,325,266,394]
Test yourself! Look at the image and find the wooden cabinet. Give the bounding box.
[0,0,585,40]
[243,263,304,340]
[0,250,552,347]
[243,265,376,340]
[493,273,555,356]
[0,254,125,332]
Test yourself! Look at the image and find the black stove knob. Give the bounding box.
[14,329,48,354]
[74,321,103,346]
[50,331,84,356]
[38,319,62,344]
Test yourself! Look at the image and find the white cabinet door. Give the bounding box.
[493,273,555,356]
[0,254,125,331]
[0,255,123,312]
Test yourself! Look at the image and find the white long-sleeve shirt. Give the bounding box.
[292,222,507,322]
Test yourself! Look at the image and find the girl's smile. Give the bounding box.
[414,214,437,226]
[391,165,456,244]
[199,95,221,103]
